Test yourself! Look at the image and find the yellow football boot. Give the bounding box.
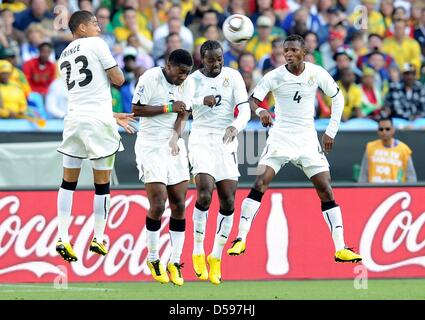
[207,254,222,285]
[227,238,246,256]
[335,248,362,263]
[89,238,108,256]
[56,239,78,262]
[192,254,208,280]
[147,260,170,284]
[167,262,184,286]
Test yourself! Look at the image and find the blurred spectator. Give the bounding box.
[382,18,422,78]
[0,9,26,59]
[259,8,286,38]
[365,51,392,93]
[153,5,194,60]
[349,0,385,37]
[189,9,222,41]
[120,65,145,113]
[414,6,425,58]
[225,0,246,16]
[120,46,137,85]
[155,32,182,67]
[223,41,246,69]
[237,51,262,85]
[203,24,222,42]
[21,22,55,63]
[281,6,322,39]
[111,0,149,32]
[13,0,54,32]
[250,0,282,26]
[357,34,396,70]
[185,0,225,29]
[0,47,31,97]
[246,15,276,62]
[304,31,323,66]
[320,28,346,70]
[0,0,27,13]
[359,67,383,119]
[350,31,368,62]
[384,63,425,120]
[113,7,153,54]
[259,37,285,75]
[410,1,424,29]
[23,42,56,96]
[385,6,415,37]
[358,117,417,183]
[78,0,94,12]
[330,48,362,83]
[0,59,27,118]
[379,0,394,33]
[45,77,67,118]
[337,67,362,121]
[122,34,155,69]
[95,6,116,50]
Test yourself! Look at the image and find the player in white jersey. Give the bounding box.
[55,11,136,263]
[131,49,194,286]
[228,35,362,263]
[187,40,251,285]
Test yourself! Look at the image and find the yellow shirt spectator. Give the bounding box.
[0,59,27,118]
[9,66,31,98]
[246,35,276,62]
[336,80,362,120]
[349,11,386,37]
[381,36,421,77]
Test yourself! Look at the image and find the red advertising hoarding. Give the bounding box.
[0,187,424,283]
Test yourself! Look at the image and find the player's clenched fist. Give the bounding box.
[258,109,273,127]
[171,101,187,115]
[203,95,216,107]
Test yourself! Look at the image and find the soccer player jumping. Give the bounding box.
[228,35,362,263]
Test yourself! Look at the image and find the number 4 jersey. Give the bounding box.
[58,36,117,120]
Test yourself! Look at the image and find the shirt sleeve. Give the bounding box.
[94,37,117,70]
[317,66,339,98]
[183,77,195,111]
[251,72,273,102]
[132,71,153,105]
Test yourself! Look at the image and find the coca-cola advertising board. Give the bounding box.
[0,187,424,283]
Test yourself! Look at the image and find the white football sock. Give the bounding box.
[211,212,234,259]
[147,230,160,262]
[93,194,110,242]
[237,198,261,242]
[169,230,185,264]
[57,188,74,243]
[192,206,208,255]
[322,206,346,251]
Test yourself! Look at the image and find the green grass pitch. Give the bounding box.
[1,279,424,300]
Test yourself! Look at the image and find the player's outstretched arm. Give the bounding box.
[132,101,187,117]
[106,66,125,87]
[249,96,273,127]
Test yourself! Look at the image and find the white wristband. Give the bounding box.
[255,107,266,117]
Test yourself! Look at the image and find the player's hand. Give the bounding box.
[223,126,238,144]
[259,109,273,127]
[171,101,187,115]
[203,95,216,108]
[114,112,138,134]
[322,133,334,154]
[169,131,180,156]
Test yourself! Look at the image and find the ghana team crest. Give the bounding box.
[308,76,314,86]
[223,77,230,87]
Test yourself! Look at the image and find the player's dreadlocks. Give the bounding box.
[168,48,194,67]
[200,40,223,59]
[68,10,94,34]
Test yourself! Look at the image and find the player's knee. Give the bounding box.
[220,196,234,212]
[170,199,186,218]
[253,177,268,193]
[197,189,212,209]
[150,198,166,216]
[317,184,334,201]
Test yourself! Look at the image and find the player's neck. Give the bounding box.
[200,68,219,78]
[161,68,174,85]
[286,62,305,76]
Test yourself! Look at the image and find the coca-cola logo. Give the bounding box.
[360,191,425,272]
[0,194,194,278]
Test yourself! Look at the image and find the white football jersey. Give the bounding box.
[189,67,248,134]
[132,67,195,141]
[252,62,339,131]
[58,36,116,120]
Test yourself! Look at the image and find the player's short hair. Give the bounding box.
[284,34,305,47]
[200,40,223,59]
[68,10,94,34]
[168,48,193,67]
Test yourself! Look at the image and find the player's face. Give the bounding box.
[83,17,101,37]
[283,41,306,67]
[166,63,192,86]
[202,48,223,77]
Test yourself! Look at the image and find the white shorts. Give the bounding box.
[58,115,123,160]
[188,133,239,182]
[62,154,116,170]
[259,128,329,179]
[135,136,190,185]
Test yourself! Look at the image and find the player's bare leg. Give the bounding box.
[144,182,170,284]
[89,168,112,256]
[166,181,189,286]
[207,179,237,285]
[192,173,215,280]
[310,171,362,263]
[56,166,80,263]
[228,165,275,256]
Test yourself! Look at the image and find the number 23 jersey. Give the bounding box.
[58,36,117,120]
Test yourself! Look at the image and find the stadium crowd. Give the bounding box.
[0,0,424,123]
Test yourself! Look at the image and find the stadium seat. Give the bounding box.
[314,118,330,131]
[391,117,410,129]
[340,118,377,131]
